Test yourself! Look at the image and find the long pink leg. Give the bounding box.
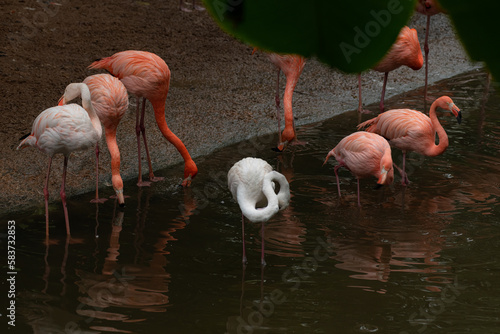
[90,143,107,203]
[275,68,282,145]
[44,157,53,236]
[241,213,247,265]
[393,151,410,185]
[136,97,150,187]
[424,15,430,104]
[379,72,389,113]
[334,165,342,197]
[401,151,409,185]
[261,222,266,266]
[139,98,164,183]
[60,156,71,235]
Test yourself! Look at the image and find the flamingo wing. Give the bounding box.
[83,74,129,128]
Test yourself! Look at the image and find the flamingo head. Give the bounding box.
[448,102,462,124]
[377,148,394,186]
[438,96,462,124]
[182,160,198,187]
[274,141,287,152]
[115,189,125,207]
[377,164,394,185]
[275,127,296,152]
[322,149,336,166]
[58,83,88,106]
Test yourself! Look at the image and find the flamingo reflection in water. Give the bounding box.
[263,153,306,258]
[75,188,194,324]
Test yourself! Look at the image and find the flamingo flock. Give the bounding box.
[17,2,461,266]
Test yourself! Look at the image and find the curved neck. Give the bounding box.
[427,101,449,156]
[152,100,193,163]
[237,172,281,223]
[265,171,290,210]
[104,128,122,180]
[65,83,102,138]
[81,86,102,139]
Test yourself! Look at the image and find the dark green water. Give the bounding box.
[2,69,500,333]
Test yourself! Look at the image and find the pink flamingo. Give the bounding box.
[323,131,394,207]
[257,50,306,151]
[357,96,461,185]
[416,0,446,102]
[17,83,102,235]
[89,50,198,187]
[358,26,423,113]
[228,157,290,265]
[58,74,128,206]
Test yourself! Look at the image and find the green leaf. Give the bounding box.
[438,0,500,81]
[203,0,417,73]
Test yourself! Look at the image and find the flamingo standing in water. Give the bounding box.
[358,26,423,113]
[228,157,290,265]
[357,96,461,185]
[323,132,394,207]
[255,49,306,151]
[59,74,128,206]
[89,50,198,187]
[416,0,446,102]
[17,83,102,235]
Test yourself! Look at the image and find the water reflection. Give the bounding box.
[19,235,89,333]
[6,69,500,333]
[74,190,178,331]
[263,153,307,258]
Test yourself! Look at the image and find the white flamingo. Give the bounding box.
[17,83,102,236]
[228,157,290,265]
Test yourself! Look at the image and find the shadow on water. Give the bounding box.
[2,69,500,333]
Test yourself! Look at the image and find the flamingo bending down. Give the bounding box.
[89,50,198,187]
[17,83,102,235]
[358,26,423,113]
[416,0,445,103]
[228,157,290,265]
[59,74,128,206]
[323,131,394,207]
[265,52,306,151]
[357,96,461,185]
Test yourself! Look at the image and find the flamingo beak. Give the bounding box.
[448,102,462,124]
[114,189,125,207]
[182,175,192,187]
[322,150,335,166]
[273,140,288,152]
[377,166,388,185]
[57,95,65,106]
[117,193,125,207]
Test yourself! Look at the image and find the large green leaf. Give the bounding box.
[203,0,417,73]
[438,0,500,81]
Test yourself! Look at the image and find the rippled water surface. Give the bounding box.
[2,69,500,333]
